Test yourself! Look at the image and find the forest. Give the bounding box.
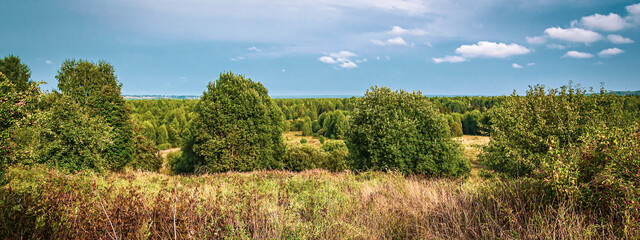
[2,56,640,239]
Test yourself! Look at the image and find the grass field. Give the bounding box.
[2,134,630,239]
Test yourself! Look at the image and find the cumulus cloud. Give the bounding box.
[45,60,52,64]
[546,44,566,50]
[627,3,640,15]
[388,26,427,36]
[432,55,467,63]
[598,48,624,57]
[544,27,602,43]
[579,13,627,31]
[563,51,594,59]
[247,46,261,52]
[454,41,530,58]
[318,51,359,68]
[526,36,546,44]
[512,63,523,69]
[372,37,408,46]
[608,34,634,44]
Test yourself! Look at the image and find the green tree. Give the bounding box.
[55,59,152,170]
[156,124,169,145]
[0,71,41,178]
[36,94,114,172]
[301,116,312,136]
[0,55,32,92]
[188,72,286,172]
[346,86,468,176]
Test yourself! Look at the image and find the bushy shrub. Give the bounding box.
[321,141,348,172]
[187,72,286,172]
[300,138,307,144]
[346,86,468,176]
[482,84,640,230]
[35,94,114,172]
[481,85,633,178]
[284,145,324,171]
[0,72,41,179]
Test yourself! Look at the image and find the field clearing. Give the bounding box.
[454,135,490,179]
[282,131,344,147]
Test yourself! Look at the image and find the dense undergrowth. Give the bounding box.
[1,166,633,239]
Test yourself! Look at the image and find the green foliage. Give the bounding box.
[346,86,468,176]
[283,144,323,171]
[55,59,158,171]
[0,55,32,92]
[55,59,132,170]
[36,94,114,172]
[481,85,633,178]
[187,72,285,173]
[482,84,640,230]
[128,99,197,148]
[300,138,307,144]
[0,71,41,178]
[301,117,312,136]
[319,136,325,144]
[316,110,348,139]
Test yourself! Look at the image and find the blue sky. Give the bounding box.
[1,0,639,96]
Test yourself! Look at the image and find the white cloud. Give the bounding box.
[388,26,427,36]
[627,3,640,15]
[598,48,624,57]
[340,61,358,68]
[318,56,336,64]
[230,56,245,61]
[546,44,566,50]
[544,27,602,43]
[319,51,358,68]
[247,46,261,52]
[607,34,634,44]
[526,36,546,44]
[432,56,467,63]
[579,13,627,31]
[282,69,286,72]
[563,51,594,59]
[527,62,536,66]
[372,37,408,46]
[455,41,530,58]
[45,60,52,64]
[512,63,523,69]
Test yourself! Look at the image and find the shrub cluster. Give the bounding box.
[283,141,348,172]
[346,86,468,176]
[482,84,640,231]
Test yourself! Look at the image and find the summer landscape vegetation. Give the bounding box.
[1,55,640,239]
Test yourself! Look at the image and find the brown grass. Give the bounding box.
[1,166,628,239]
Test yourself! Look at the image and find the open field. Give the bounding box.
[0,166,620,239]
[453,135,490,179]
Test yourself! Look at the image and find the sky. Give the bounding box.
[1,0,639,96]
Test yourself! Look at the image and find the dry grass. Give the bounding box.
[454,135,490,180]
[282,131,344,148]
[1,166,627,239]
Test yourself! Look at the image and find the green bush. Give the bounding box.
[35,94,114,172]
[300,138,307,144]
[187,72,286,172]
[481,85,633,178]
[283,145,324,171]
[319,136,325,144]
[157,143,172,150]
[346,86,468,176]
[321,141,348,172]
